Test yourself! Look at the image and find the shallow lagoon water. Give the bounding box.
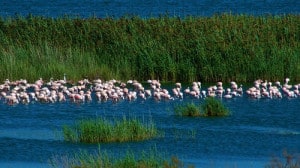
[0,90,299,168]
[0,0,299,18]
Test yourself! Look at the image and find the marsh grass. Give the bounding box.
[201,97,230,117]
[50,148,195,168]
[63,117,159,143]
[0,14,299,82]
[174,102,201,117]
[175,97,230,117]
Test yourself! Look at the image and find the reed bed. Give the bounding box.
[63,117,159,143]
[175,97,230,117]
[0,14,299,82]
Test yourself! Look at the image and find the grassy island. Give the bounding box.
[63,117,159,143]
[201,97,230,117]
[0,14,299,82]
[174,102,201,117]
[175,97,230,117]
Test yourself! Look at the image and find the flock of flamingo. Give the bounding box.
[0,76,299,105]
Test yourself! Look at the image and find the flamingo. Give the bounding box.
[231,81,238,90]
[207,87,216,97]
[4,79,10,85]
[223,88,232,99]
[37,93,48,103]
[139,91,146,100]
[201,90,207,98]
[153,91,161,101]
[283,78,292,89]
[216,83,224,97]
[35,78,44,88]
[261,88,270,98]
[184,87,190,95]
[95,91,101,101]
[145,89,152,97]
[5,93,19,105]
[58,92,66,102]
[111,92,119,103]
[175,82,182,89]
[237,84,243,95]
[85,90,92,101]
[4,77,300,105]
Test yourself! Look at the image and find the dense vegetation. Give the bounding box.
[174,97,230,117]
[174,102,201,117]
[201,97,230,117]
[63,117,159,143]
[0,14,299,82]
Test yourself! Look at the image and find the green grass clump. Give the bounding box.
[201,97,230,117]
[50,148,194,168]
[174,97,230,117]
[63,117,159,143]
[174,102,201,117]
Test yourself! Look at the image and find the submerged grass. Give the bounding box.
[63,117,159,143]
[49,147,195,168]
[49,147,299,168]
[175,97,230,117]
[265,150,300,168]
[0,14,299,82]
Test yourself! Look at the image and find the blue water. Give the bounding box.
[0,0,299,18]
[0,88,299,168]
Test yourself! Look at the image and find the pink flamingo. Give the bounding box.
[223,88,232,99]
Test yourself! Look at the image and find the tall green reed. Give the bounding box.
[0,14,299,83]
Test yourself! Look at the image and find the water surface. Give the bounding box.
[0,91,299,167]
[0,0,299,18]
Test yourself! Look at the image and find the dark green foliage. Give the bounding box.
[63,117,159,143]
[201,97,230,117]
[174,102,201,117]
[175,97,230,117]
[0,14,299,82]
